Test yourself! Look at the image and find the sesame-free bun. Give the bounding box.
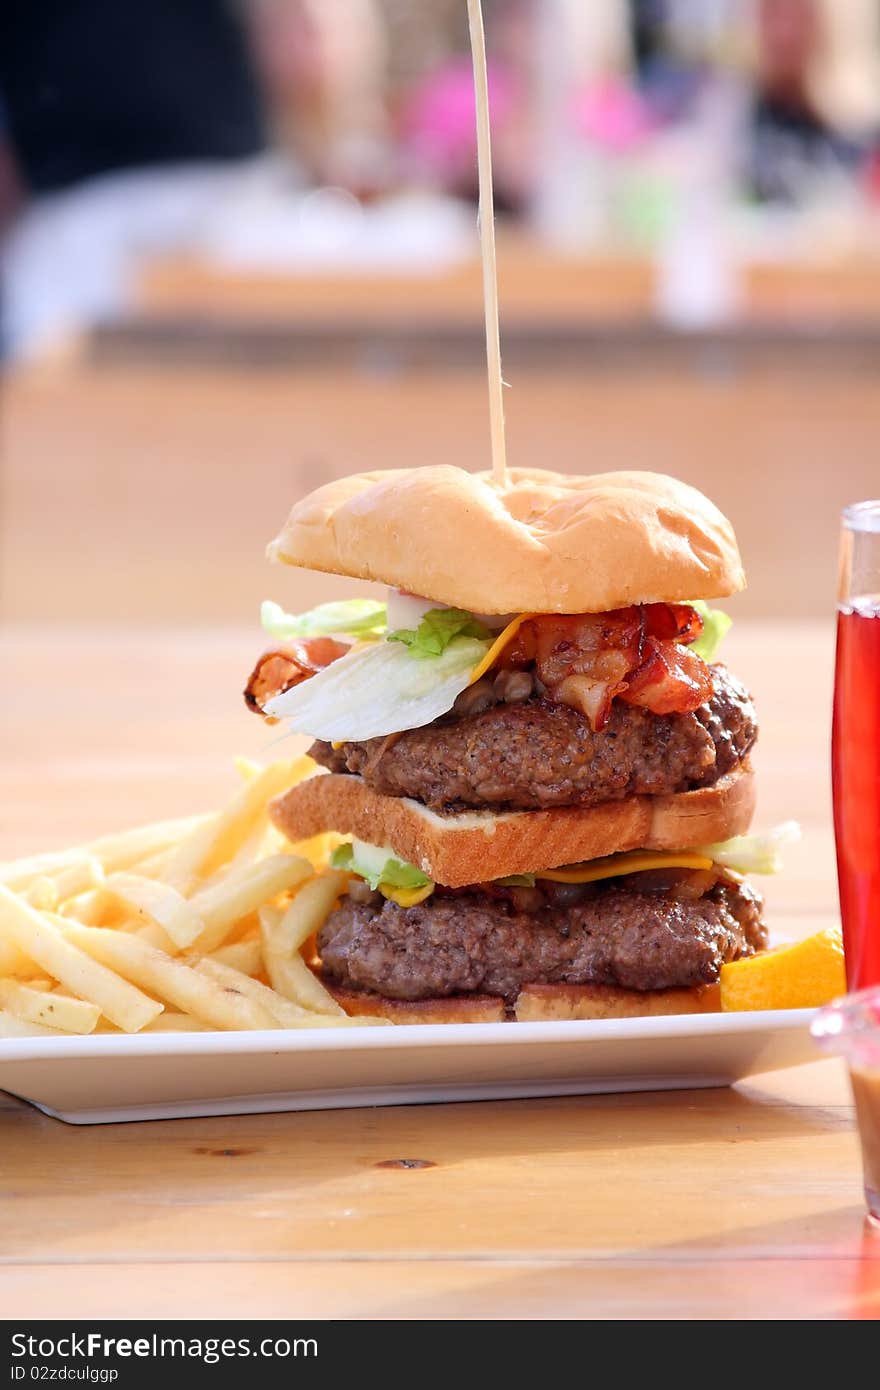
[271,765,756,889]
[321,978,721,1025]
[268,466,745,614]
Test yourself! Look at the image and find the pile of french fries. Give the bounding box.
[0,757,384,1037]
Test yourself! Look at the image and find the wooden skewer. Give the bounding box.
[467,0,508,489]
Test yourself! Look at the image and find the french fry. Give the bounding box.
[0,938,35,979]
[234,756,264,783]
[51,857,104,903]
[0,1008,65,1038]
[0,889,163,1032]
[266,873,347,955]
[162,757,314,893]
[104,873,204,949]
[288,831,345,872]
[258,883,347,1016]
[208,938,263,976]
[24,878,59,911]
[0,817,208,891]
[263,945,346,1017]
[58,889,120,926]
[135,922,178,953]
[196,957,383,1029]
[0,979,100,1035]
[0,759,391,1038]
[195,957,313,1027]
[143,1013,210,1033]
[189,854,313,953]
[62,924,280,1031]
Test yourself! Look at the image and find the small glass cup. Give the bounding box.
[812,987,880,1227]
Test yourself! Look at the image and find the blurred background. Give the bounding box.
[3,0,880,628]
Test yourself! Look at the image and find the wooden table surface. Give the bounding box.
[1,620,878,1320]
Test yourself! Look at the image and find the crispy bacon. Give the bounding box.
[504,604,709,731]
[621,637,713,714]
[244,636,350,720]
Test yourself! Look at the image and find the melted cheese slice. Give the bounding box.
[378,882,434,908]
[538,852,715,884]
[469,613,536,685]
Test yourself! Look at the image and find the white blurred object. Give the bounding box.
[1,158,279,358]
[197,170,474,272]
[654,83,743,330]
[0,155,473,358]
[532,0,632,250]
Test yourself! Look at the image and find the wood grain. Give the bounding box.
[0,622,875,1320]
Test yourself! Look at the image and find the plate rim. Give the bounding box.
[0,1006,818,1063]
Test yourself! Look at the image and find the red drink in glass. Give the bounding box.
[833,502,880,991]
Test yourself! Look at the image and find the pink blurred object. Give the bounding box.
[401,60,517,179]
[573,79,653,154]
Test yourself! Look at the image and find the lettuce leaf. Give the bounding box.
[699,821,801,875]
[690,600,733,663]
[263,633,489,740]
[388,607,492,658]
[261,598,387,641]
[331,842,433,892]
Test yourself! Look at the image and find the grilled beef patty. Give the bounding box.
[318,875,766,1001]
[310,664,757,813]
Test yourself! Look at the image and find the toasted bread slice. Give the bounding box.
[323,982,507,1024]
[321,976,720,1025]
[514,980,721,1021]
[271,764,755,888]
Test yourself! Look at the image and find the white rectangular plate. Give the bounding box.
[0,1009,817,1124]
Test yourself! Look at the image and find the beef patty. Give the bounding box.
[310,664,757,813]
[318,875,766,1001]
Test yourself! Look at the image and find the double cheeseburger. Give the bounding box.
[246,466,768,1023]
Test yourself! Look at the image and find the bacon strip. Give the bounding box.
[505,604,709,731]
[244,636,350,720]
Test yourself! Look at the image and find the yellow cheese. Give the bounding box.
[378,882,434,908]
[468,613,537,685]
[539,852,715,885]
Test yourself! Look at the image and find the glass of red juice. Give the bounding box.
[833,501,880,991]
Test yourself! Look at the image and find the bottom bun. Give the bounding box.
[321,976,721,1024]
[514,980,721,1022]
[325,982,507,1024]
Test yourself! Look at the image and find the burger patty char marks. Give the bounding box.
[318,876,767,1001]
[310,664,757,813]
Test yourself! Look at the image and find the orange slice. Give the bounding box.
[720,926,846,1012]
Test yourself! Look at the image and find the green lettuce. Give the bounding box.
[331,842,433,892]
[388,607,493,659]
[699,821,801,875]
[261,598,387,642]
[690,600,733,662]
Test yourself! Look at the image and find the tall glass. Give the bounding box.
[833,502,880,991]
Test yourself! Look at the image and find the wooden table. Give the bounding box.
[6,356,880,629]
[1,621,878,1320]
